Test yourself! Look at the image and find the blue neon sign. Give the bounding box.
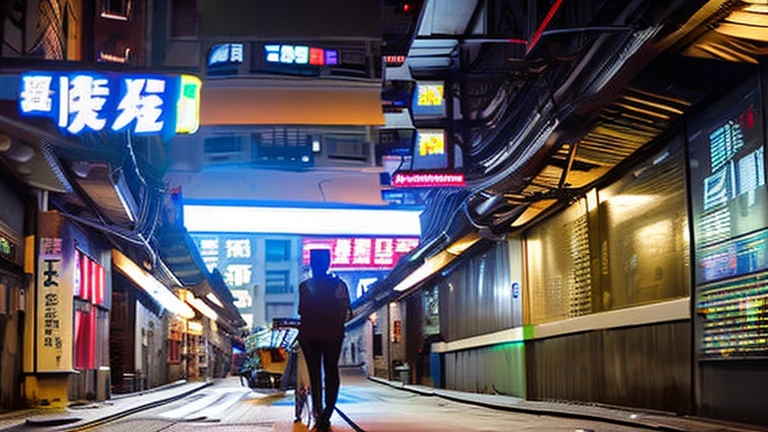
[208,43,244,66]
[19,71,201,136]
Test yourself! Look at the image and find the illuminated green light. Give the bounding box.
[176,75,201,134]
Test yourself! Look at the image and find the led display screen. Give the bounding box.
[411,82,445,117]
[302,237,419,271]
[697,271,768,359]
[411,129,447,170]
[250,43,342,76]
[690,77,768,361]
[689,77,768,284]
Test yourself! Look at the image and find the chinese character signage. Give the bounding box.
[302,237,419,270]
[207,44,244,76]
[391,172,465,188]
[19,71,202,136]
[264,44,339,66]
[37,236,74,372]
[251,43,342,75]
[208,43,244,66]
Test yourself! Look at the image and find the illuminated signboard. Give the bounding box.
[264,44,339,66]
[417,130,444,156]
[412,81,445,117]
[385,55,406,66]
[302,237,419,270]
[208,43,244,66]
[391,172,465,188]
[412,129,447,170]
[381,189,426,206]
[19,71,201,136]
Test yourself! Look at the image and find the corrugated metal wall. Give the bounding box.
[444,342,526,397]
[527,321,692,413]
[438,242,513,342]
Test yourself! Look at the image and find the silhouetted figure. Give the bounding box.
[299,249,351,431]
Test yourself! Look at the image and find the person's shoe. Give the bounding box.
[310,423,330,432]
[316,418,331,431]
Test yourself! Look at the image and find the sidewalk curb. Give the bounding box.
[366,376,686,432]
[60,381,214,431]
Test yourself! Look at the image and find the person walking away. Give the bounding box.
[299,249,352,431]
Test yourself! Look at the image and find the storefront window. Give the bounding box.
[597,139,689,310]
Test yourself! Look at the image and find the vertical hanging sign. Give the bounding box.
[37,237,73,371]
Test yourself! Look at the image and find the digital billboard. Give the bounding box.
[689,76,768,360]
[689,77,768,284]
[302,237,419,271]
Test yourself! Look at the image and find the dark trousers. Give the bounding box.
[299,337,343,423]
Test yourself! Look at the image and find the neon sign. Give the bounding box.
[19,71,201,136]
[391,172,465,188]
[264,44,339,66]
[208,43,244,66]
[302,237,419,270]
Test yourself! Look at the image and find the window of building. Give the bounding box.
[101,0,131,20]
[265,270,292,294]
[265,239,291,262]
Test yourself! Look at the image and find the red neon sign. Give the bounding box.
[391,172,465,188]
[385,55,406,65]
[302,237,420,270]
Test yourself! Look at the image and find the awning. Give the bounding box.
[200,78,384,126]
[112,249,195,319]
[0,113,72,193]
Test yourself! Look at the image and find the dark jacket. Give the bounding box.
[298,275,351,341]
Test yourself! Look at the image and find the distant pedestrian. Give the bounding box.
[299,249,352,431]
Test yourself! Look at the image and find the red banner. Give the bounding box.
[302,237,419,270]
